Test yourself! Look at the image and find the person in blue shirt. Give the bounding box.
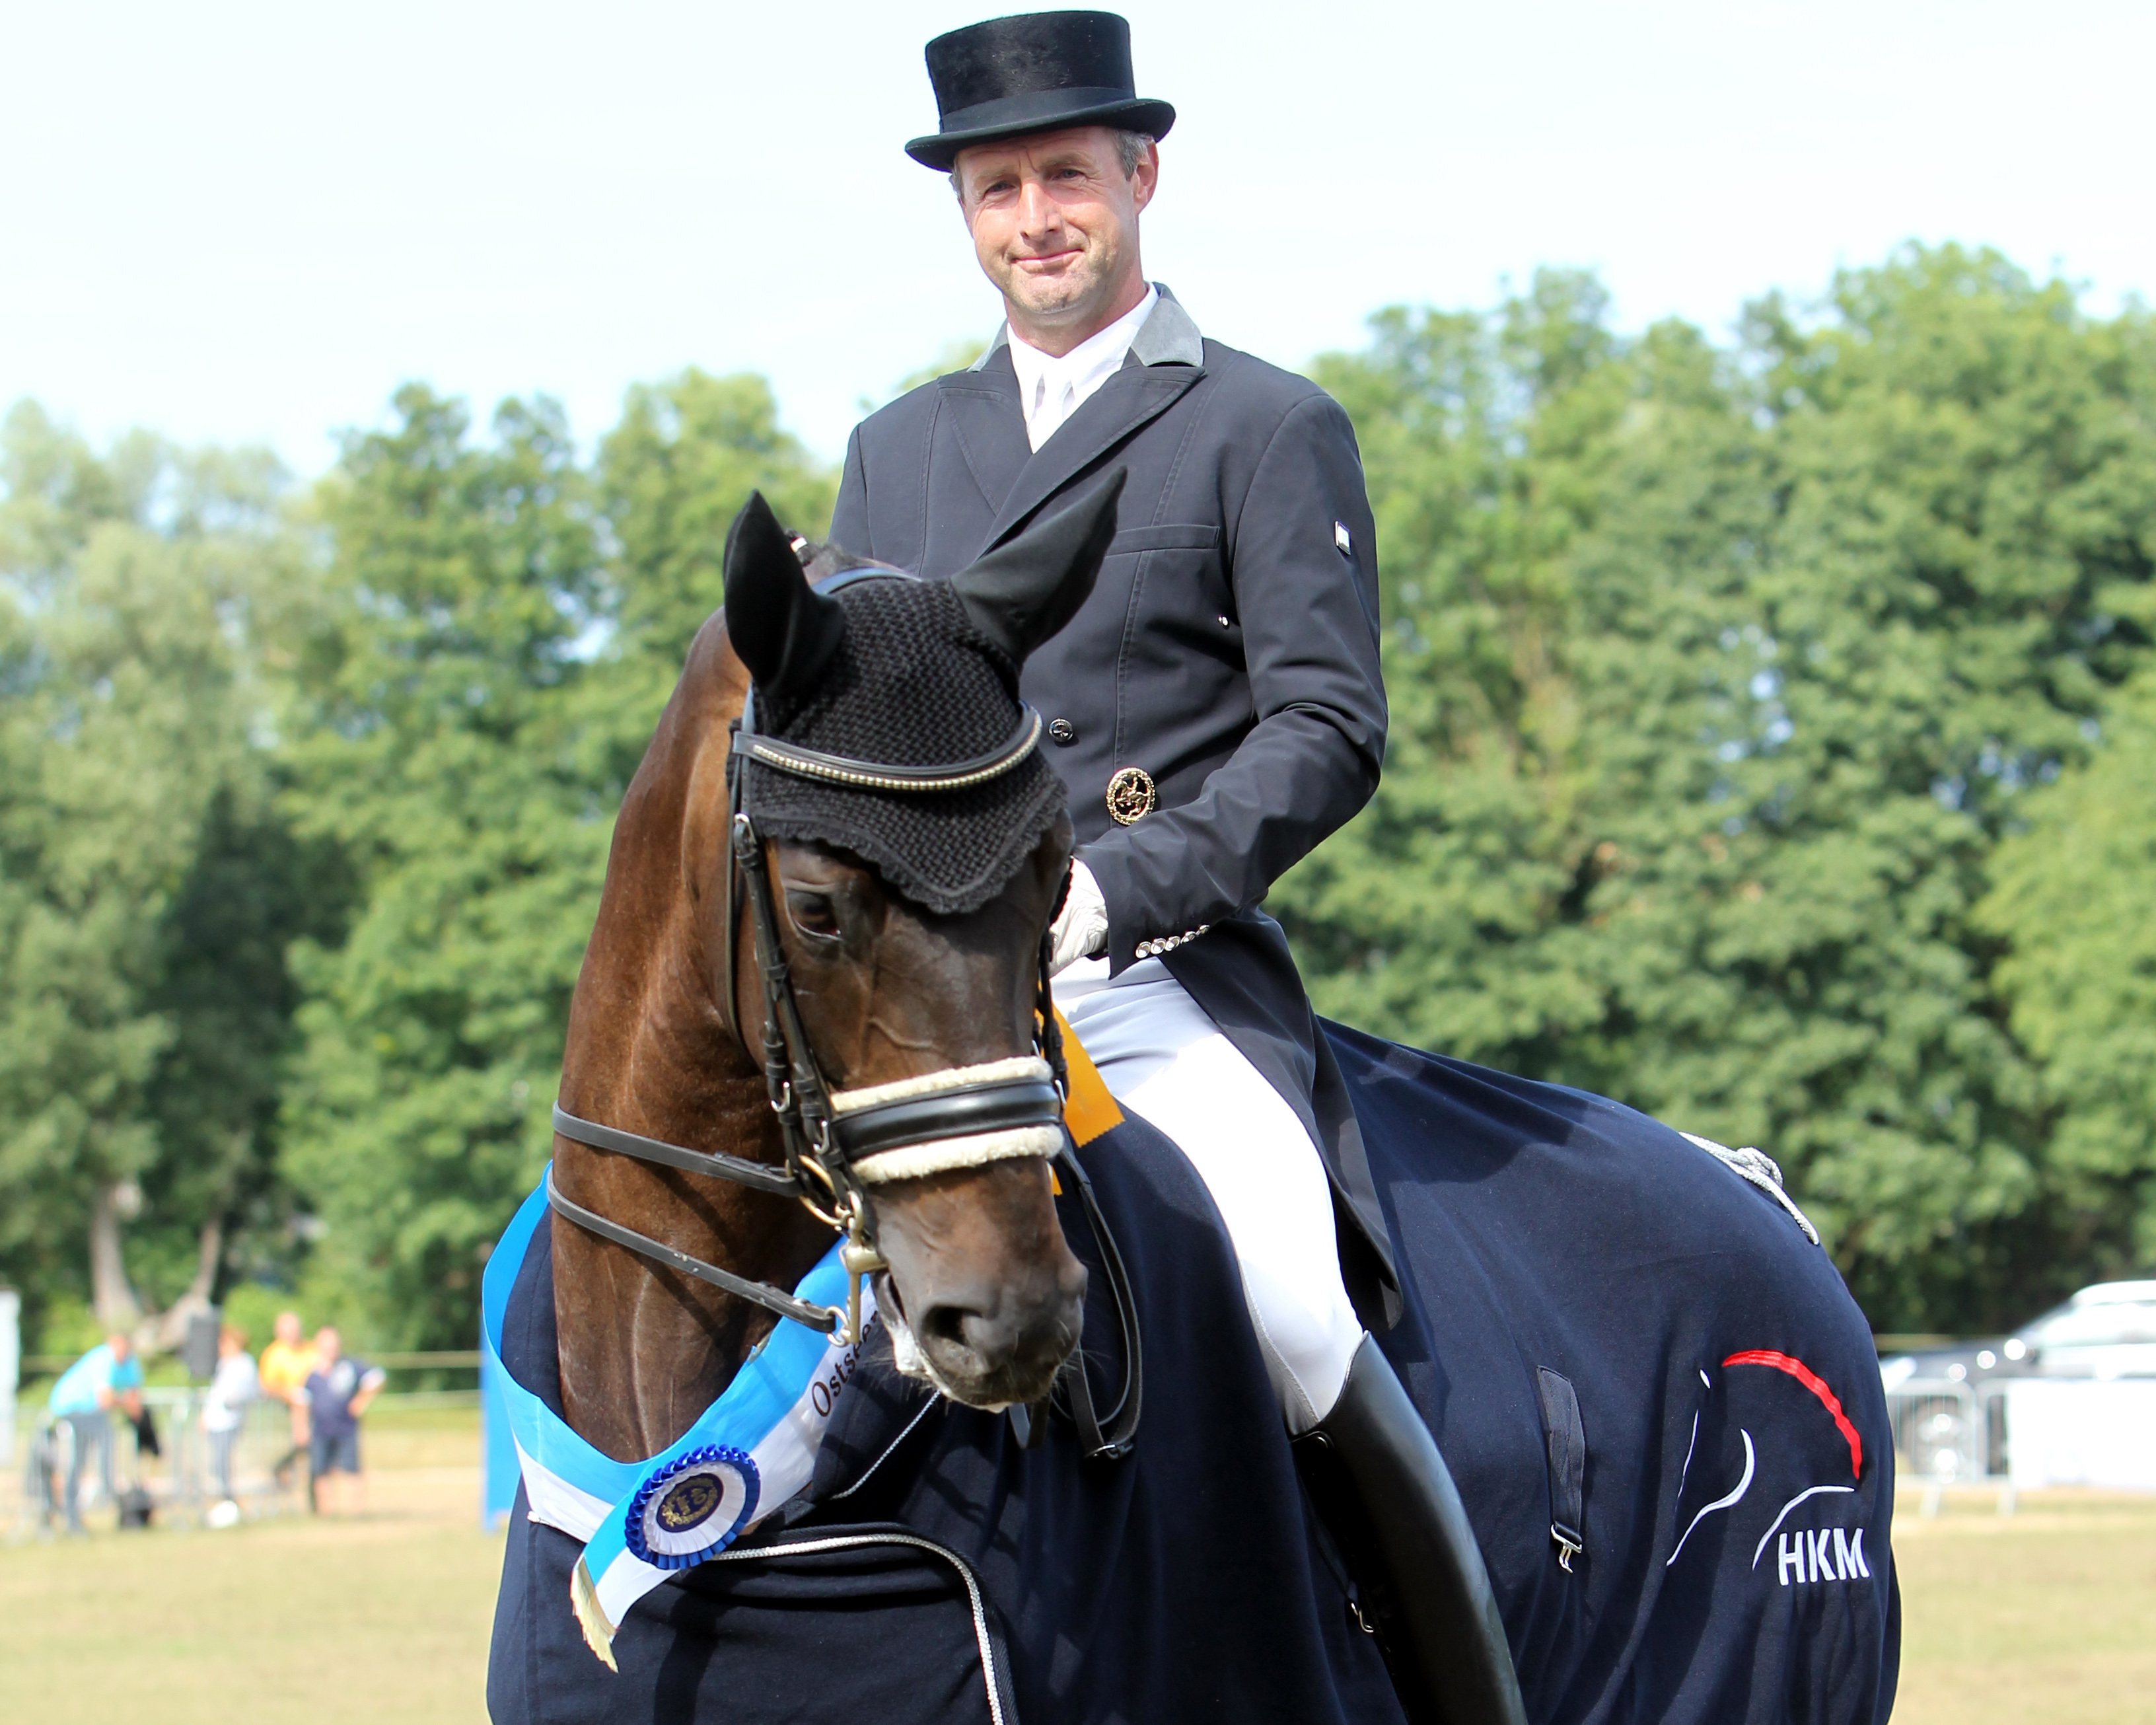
[46,1333,145,1533]
[301,1327,384,1516]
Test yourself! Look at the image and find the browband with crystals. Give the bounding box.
[743,704,1043,793]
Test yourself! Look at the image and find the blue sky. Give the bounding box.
[5,1,2151,471]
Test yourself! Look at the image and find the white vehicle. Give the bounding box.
[1881,1278,2156,1389]
[2009,1279,2156,1378]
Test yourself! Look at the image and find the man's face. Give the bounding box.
[108,1333,131,1361]
[954,126,1157,344]
[275,1311,301,1344]
[315,1327,341,1364]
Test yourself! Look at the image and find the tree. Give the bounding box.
[13,248,2146,1348]
[593,367,838,763]
[1278,248,2156,1331]
[273,374,836,1349]
[1980,668,2156,1279]
[0,402,312,1343]
[276,388,608,1348]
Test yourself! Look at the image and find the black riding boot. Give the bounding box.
[1293,1334,1528,1725]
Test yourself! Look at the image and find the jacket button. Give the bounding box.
[1048,718,1077,746]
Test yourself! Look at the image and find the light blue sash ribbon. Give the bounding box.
[481,1172,869,1668]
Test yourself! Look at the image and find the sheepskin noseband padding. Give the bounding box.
[834,1056,1064,1185]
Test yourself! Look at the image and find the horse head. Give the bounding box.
[552,472,1123,1458]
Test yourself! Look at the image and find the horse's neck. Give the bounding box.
[550,622,831,1461]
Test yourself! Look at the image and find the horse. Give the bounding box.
[486,482,1900,1724]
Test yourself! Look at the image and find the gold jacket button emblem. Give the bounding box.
[1106,766,1157,825]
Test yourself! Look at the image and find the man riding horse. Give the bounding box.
[485,14,1900,1722]
[830,11,1515,1717]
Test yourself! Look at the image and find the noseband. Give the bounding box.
[548,567,1141,1457]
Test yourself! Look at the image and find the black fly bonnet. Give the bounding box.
[729,523,1063,916]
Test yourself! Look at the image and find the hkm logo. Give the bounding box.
[1776,1525,1870,1586]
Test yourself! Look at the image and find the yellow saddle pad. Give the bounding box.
[1056,1009,1122,1150]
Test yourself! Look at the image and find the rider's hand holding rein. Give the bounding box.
[1048,861,1108,975]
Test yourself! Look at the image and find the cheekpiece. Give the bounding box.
[907,10,1176,170]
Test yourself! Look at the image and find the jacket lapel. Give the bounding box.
[980,359,1200,553]
[934,353,1030,517]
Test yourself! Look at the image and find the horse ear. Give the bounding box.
[723,491,844,699]
[949,467,1126,664]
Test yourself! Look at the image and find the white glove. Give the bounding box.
[1048,860,1110,976]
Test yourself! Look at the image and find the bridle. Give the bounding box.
[548,567,1141,1457]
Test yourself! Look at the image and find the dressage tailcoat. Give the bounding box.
[830,287,1399,1309]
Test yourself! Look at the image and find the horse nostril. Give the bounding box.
[916,1281,1082,1397]
[921,1300,1046,1370]
[919,1299,984,1356]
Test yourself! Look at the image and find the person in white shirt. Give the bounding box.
[1005,283,1159,451]
[199,1324,258,1523]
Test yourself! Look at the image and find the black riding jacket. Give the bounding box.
[830,286,1397,1307]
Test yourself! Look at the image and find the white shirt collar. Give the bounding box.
[1005,284,1160,453]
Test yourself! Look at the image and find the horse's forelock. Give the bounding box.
[801,539,902,584]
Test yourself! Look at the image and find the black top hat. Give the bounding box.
[906,11,1176,172]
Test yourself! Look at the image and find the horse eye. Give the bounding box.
[786,891,842,939]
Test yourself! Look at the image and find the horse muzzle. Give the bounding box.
[867,1154,1089,1412]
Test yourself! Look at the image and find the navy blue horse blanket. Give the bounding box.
[489,1027,1898,1724]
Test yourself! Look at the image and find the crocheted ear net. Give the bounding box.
[740,577,1063,916]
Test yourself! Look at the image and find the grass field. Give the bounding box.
[5,1407,2152,1722]
[1890,1487,2156,1725]
[3,1404,501,1724]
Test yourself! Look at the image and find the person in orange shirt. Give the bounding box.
[255,1311,316,1498]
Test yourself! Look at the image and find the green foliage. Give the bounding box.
[1278,246,2156,1330]
[1978,669,2156,1274]
[602,369,838,676]
[139,789,350,1305]
[0,403,314,1339]
[276,376,834,1348]
[275,388,610,1348]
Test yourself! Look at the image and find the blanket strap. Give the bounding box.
[1538,1366,1587,1572]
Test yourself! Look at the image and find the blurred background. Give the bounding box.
[3,3,2153,1720]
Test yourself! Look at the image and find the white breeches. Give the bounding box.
[1054,956,1365,1433]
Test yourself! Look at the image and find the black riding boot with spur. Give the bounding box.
[1293,1334,1528,1725]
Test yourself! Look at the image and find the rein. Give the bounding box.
[548,567,1142,1458]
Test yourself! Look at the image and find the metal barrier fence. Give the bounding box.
[11,1381,487,1532]
[1883,1375,2015,1516]
[9,1387,490,1537]
[13,1388,311,1536]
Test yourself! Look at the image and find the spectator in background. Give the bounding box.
[256,1310,315,1496]
[199,1324,257,1527]
[303,1327,384,1516]
[45,1332,145,1534]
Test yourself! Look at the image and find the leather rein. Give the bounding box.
[548,567,1141,1457]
